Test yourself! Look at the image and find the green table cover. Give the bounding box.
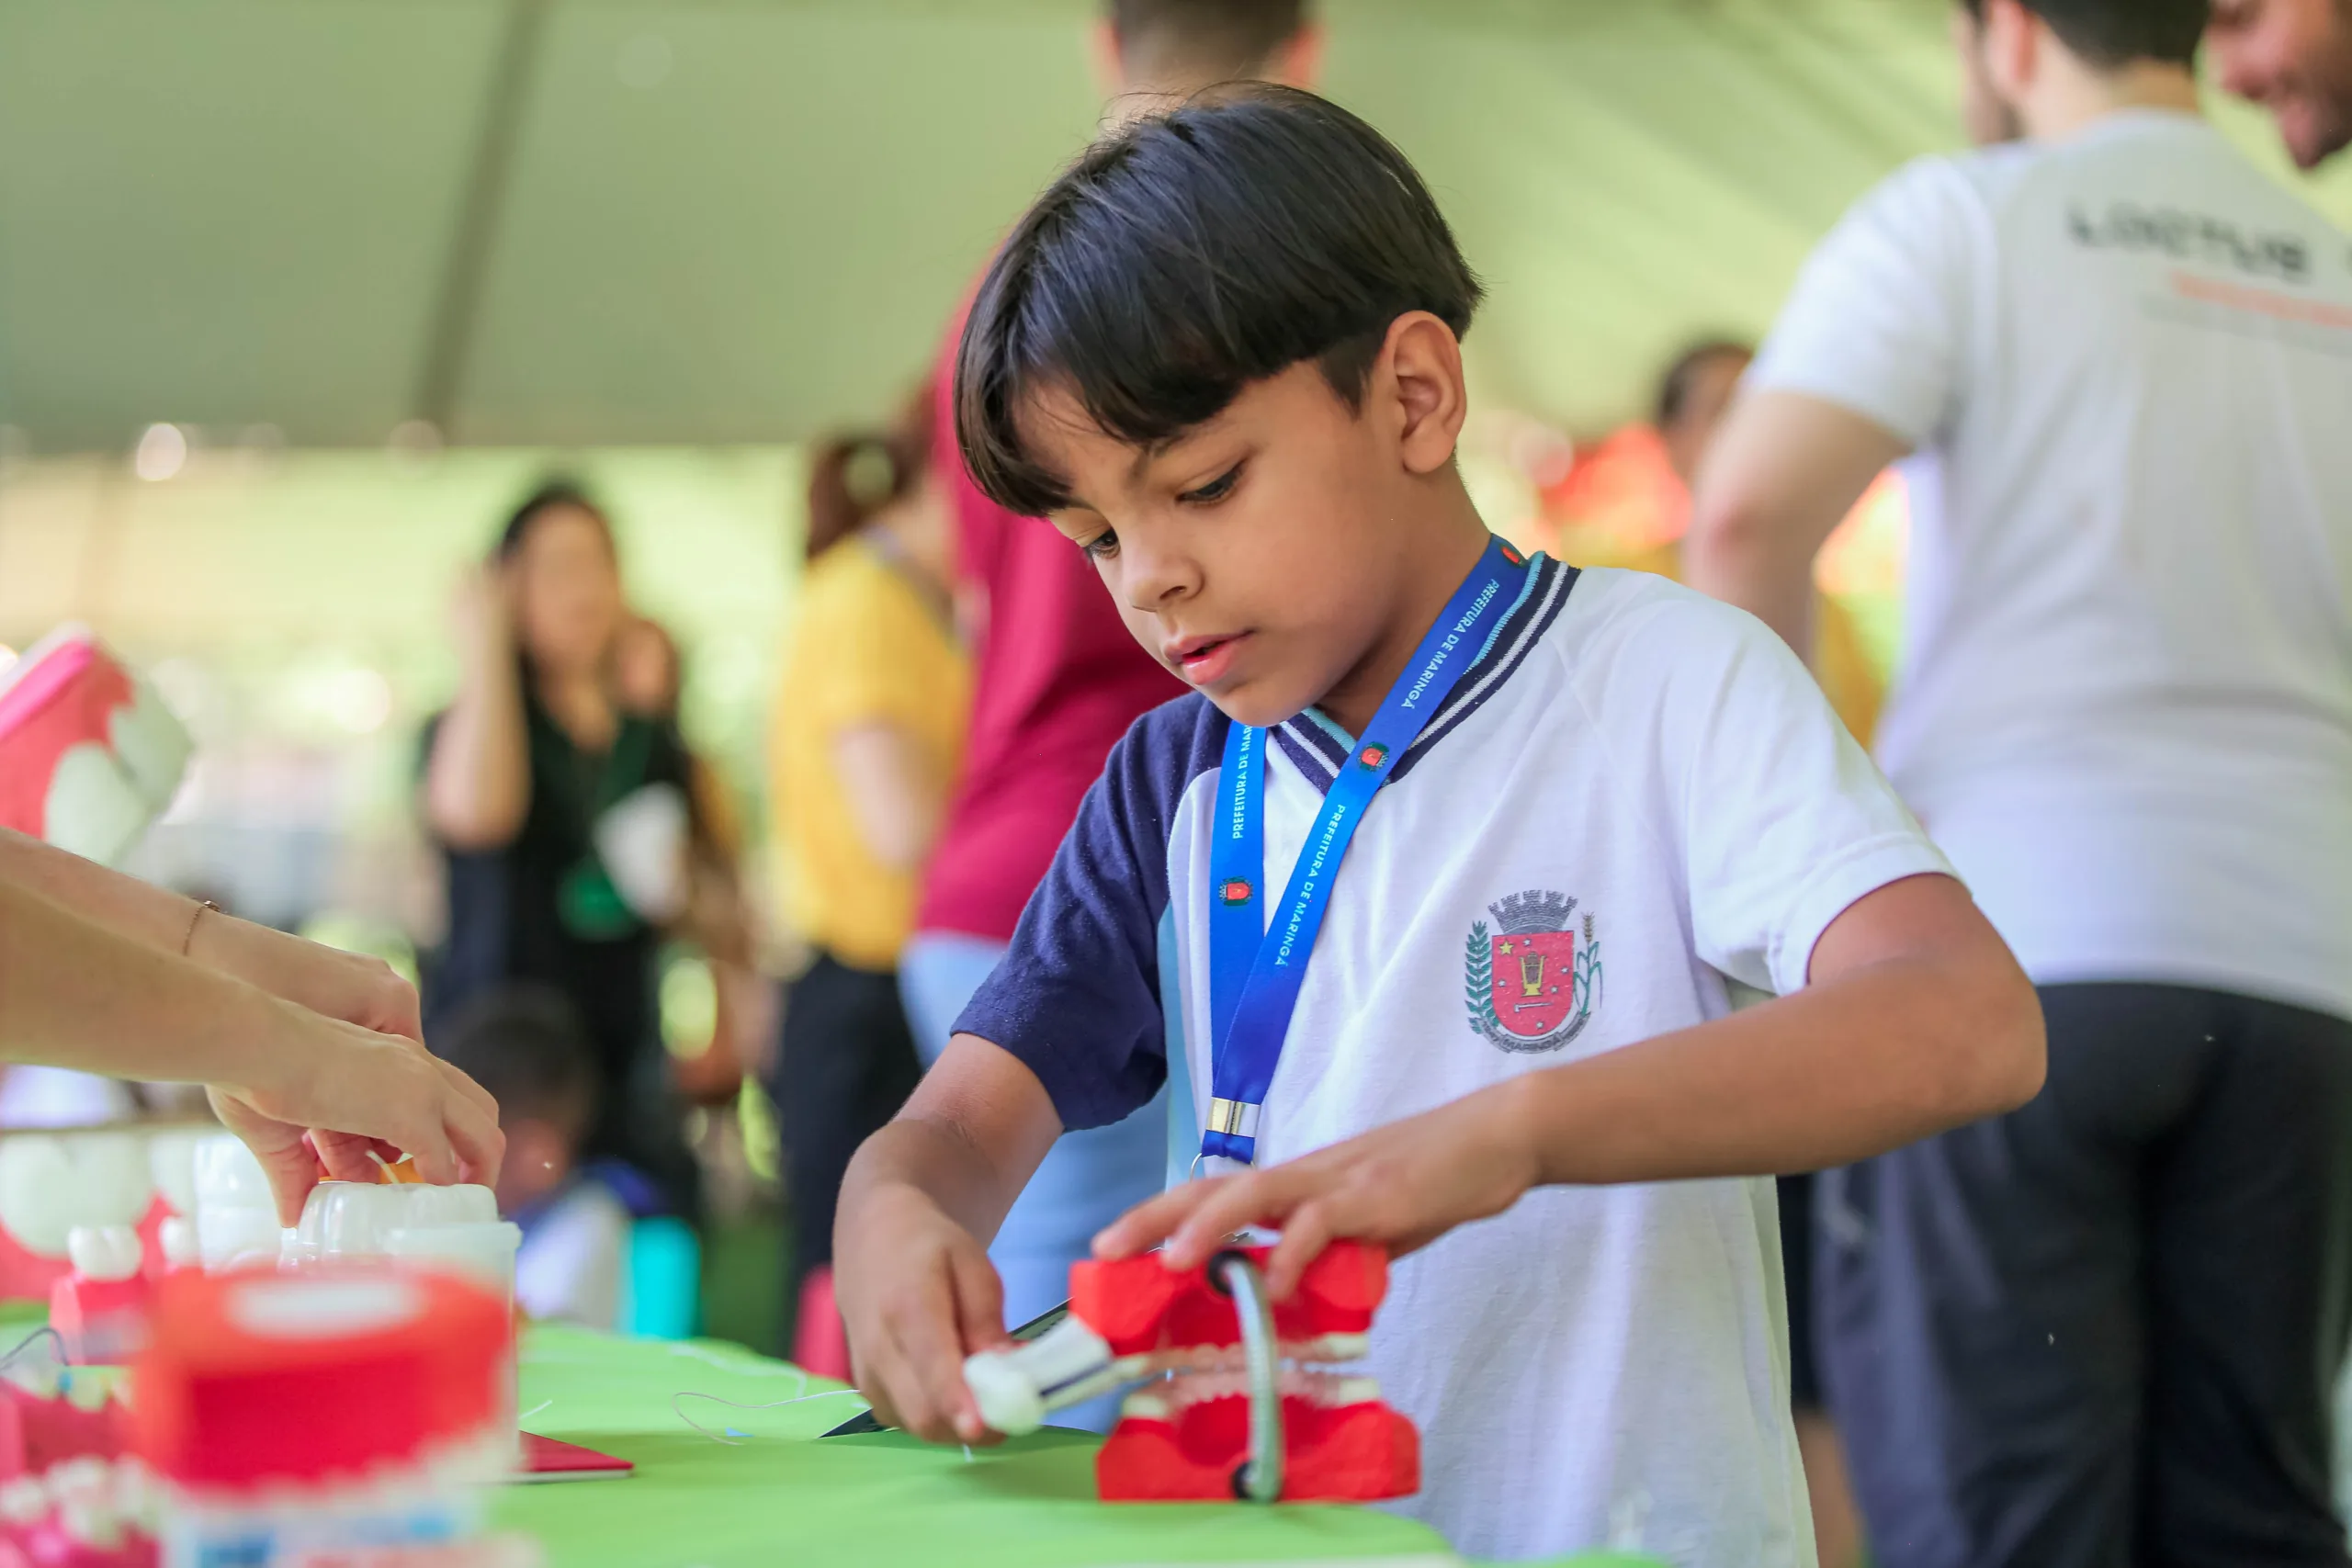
[498,1326,1662,1568]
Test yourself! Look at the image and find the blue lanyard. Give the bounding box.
[1202,535,1532,1166]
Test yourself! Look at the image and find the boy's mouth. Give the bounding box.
[1167,632,1249,687]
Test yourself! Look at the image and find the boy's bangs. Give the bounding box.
[956,85,1481,519]
[991,238,1360,515]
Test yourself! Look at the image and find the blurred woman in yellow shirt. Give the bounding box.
[766,394,969,1375]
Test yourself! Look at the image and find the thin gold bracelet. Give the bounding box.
[181,899,220,956]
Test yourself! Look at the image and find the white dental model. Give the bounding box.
[62,1225,140,1285]
[287,1179,520,1303]
[156,1217,199,1272]
[188,1135,522,1304]
[191,1136,284,1271]
[0,1134,154,1260]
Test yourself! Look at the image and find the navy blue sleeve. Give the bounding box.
[953,694,1226,1131]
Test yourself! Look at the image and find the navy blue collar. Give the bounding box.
[1271,553,1577,795]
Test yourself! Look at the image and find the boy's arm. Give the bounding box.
[1101,872,2043,1299]
[834,1033,1063,1444]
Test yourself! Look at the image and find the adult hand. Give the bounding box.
[1091,1078,1542,1302]
[211,997,505,1224]
[187,911,423,1041]
[833,1181,1012,1445]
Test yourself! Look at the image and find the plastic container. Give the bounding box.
[381,1224,519,1297]
[132,1266,513,1568]
[288,1182,497,1261]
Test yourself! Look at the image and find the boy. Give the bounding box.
[835,86,2043,1564]
[435,985,636,1330]
[1689,1,2352,1561]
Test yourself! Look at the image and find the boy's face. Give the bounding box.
[1024,353,1440,729]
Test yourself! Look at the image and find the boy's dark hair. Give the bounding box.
[1107,0,1309,82]
[956,85,1483,518]
[1959,0,2207,69]
[432,984,600,1142]
[1655,339,1754,431]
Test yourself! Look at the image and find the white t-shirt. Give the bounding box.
[1751,110,2352,1019]
[962,559,1953,1564]
[515,1176,630,1331]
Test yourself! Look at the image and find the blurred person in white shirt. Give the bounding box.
[1690,1,2352,1562]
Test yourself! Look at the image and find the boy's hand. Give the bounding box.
[835,1182,1013,1445]
[1093,1078,1542,1302]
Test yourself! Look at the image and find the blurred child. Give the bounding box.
[435,985,639,1330]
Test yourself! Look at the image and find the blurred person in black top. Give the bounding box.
[421,481,699,1216]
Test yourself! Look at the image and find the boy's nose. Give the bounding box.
[1120,542,1200,610]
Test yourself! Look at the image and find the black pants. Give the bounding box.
[1820,982,2352,1568]
[766,951,923,1282]
[1779,1170,1823,1411]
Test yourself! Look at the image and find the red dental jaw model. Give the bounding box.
[963,1240,1419,1506]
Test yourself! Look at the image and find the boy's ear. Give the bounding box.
[1376,311,1470,478]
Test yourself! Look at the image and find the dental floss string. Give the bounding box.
[670,1382,864,1445]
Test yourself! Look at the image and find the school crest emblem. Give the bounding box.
[1464,889,1601,1054]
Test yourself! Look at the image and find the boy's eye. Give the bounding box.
[1178,462,1244,506]
[1080,529,1119,561]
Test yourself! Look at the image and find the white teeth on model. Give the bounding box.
[62,1375,112,1415]
[158,1217,198,1270]
[65,1225,141,1283]
[191,1134,271,1208]
[0,1480,46,1525]
[1128,1367,1385,1415]
[108,678,194,812]
[146,1132,204,1218]
[59,1499,120,1550]
[45,1458,110,1507]
[192,1134,281,1271]
[0,1134,159,1259]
